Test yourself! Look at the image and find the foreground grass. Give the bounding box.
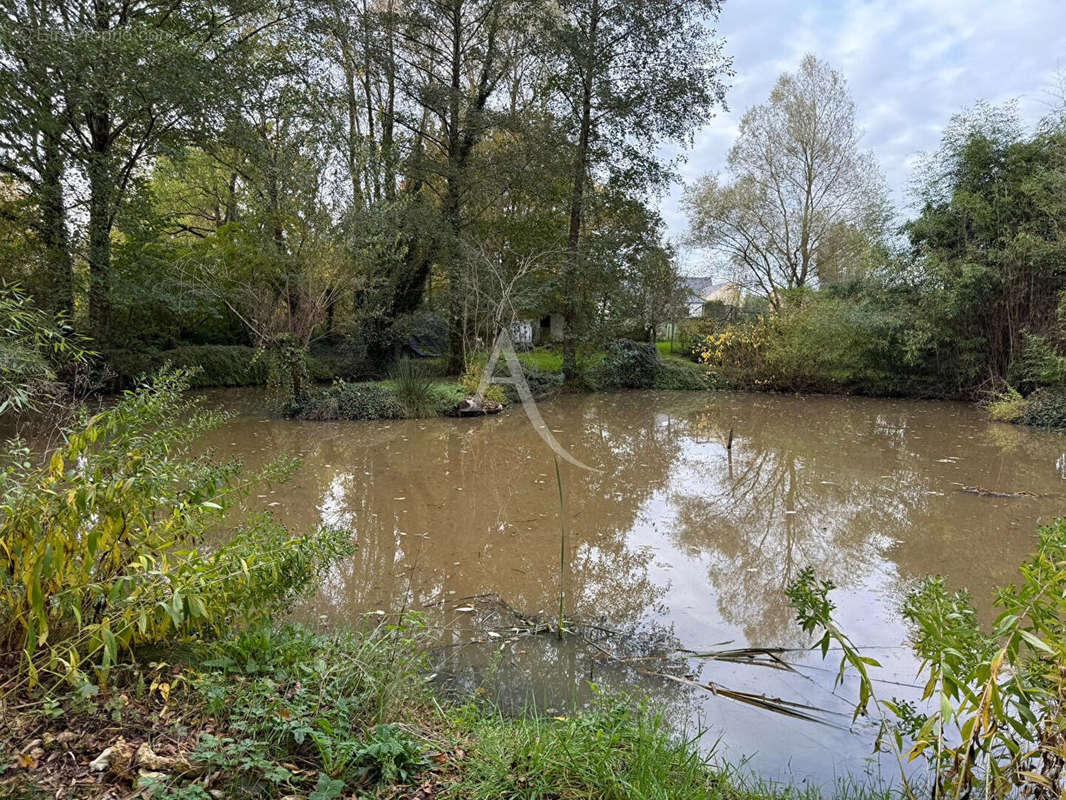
[1,625,891,800]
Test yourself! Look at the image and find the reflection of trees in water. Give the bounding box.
[238,395,692,638]
[670,399,935,645]
[201,390,1063,657]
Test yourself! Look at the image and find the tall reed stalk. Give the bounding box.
[554,457,567,641]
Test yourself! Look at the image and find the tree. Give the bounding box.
[630,240,686,343]
[0,0,74,314]
[543,0,730,382]
[0,0,276,343]
[684,55,887,309]
[399,0,520,372]
[905,102,1066,389]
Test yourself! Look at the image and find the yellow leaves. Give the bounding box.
[150,677,171,704]
[16,751,37,770]
[1018,771,1055,790]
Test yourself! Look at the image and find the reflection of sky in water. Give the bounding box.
[198,389,1066,788]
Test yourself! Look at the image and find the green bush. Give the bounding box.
[167,345,272,386]
[309,337,375,382]
[0,284,92,415]
[294,381,405,421]
[431,382,467,415]
[492,361,565,402]
[189,624,428,798]
[653,359,709,390]
[789,518,1066,798]
[1019,387,1066,428]
[594,339,661,389]
[695,293,926,395]
[104,345,272,388]
[459,362,506,404]
[987,387,1027,422]
[0,371,350,688]
[1007,333,1066,394]
[677,317,719,360]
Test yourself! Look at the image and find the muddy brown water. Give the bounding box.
[198,388,1066,789]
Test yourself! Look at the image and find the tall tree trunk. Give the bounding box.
[40,131,72,316]
[87,122,113,345]
[443,177,465,374]
[562,10,597,386]
[444,0,466,376]
[381,1,397,200]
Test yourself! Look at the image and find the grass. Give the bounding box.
[1,624,897,800]
[517,348,564,371]
[388,358,439,417]
[451,702,731,799]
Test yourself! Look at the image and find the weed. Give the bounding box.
[389,358,438,417]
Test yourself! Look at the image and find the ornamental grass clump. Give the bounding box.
[388,358,438,418]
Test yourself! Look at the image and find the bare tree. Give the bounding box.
[684,55,888,308]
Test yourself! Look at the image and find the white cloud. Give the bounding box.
[663,0,1066,262]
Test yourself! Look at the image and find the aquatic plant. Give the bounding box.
[554,457,568,640]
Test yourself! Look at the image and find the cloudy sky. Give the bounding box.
[661,0,1066,266]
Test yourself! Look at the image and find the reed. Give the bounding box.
[554,456,568,641]
[389,358,437,418]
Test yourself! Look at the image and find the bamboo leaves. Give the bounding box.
[788,519,1066,799]
[0,370,352,691]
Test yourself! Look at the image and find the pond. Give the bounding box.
[198,389,1066,790]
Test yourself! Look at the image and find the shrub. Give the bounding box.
[388,359,437,418]
[1019,387,1066,428]
[696,296,916,395]
[293,381,405,421]
[431,382,467,415]
[696,318,772,388]
[309,337,375,382]
[987,386,1028,422]
[593,339,661,389]
[166,345,272,387]
[459,362,506,405]
[1007,333,1066,394]
[0,370,350,688]
[190,624,428,797]
[677,317,718,360]
[104,345,271,388]
[491,361,565,403]
[653,360,709,390]
[0,284,91,414]
[789,518,1066,798]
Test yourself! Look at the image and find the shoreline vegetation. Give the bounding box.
[0,372,891,800]
[2,623,895,800]
[99,334,1066,431]
[1,0,1065,790]
[4,373,1066,799]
